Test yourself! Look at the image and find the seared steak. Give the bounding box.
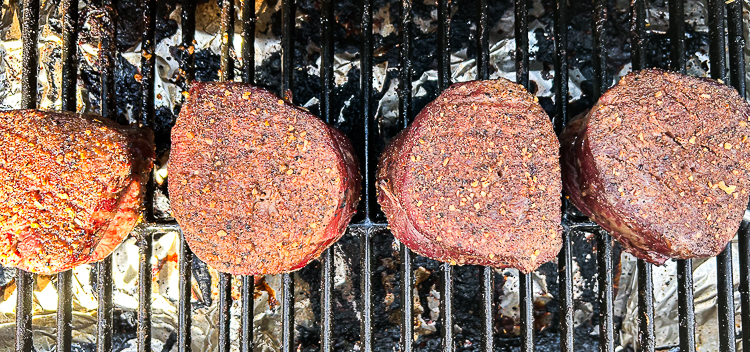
[377,79,562,274]
[0,110,154,274]
[169,82,361,275]
[561,69,750,264]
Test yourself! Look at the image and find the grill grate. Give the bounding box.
[8,0,750,350]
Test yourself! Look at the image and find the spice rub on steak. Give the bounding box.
[377,79,562,274]
[169,82,361,275]
[0,110,154,274]
[561,69,750,264]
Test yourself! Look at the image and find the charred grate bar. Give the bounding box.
[8,0,750,351]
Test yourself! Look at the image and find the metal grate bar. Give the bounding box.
[476,1,493,351]
[400,244,414,352]
[281,273,295,352]
[480,267,494,352]
[97,258,114,352]
[217,2,235,351]
[436,1,453,350]
[515,0,529,88]
[677,259,696,352]
[637,262,655,351]
[56,269,73,352]
[717,246,736,352]
[217,272,232,352]
[360,0,377,222]
[241,0,255,84]
[138,0,158,350]
[669,0,696,351]
[670,1,696,351]
[398,1,414,351]
[360,230,373,352]
[437,0,451,92]
[553,0,573,350]
[280,0,296,350]
[557,231,574,352]
[359,0,375,348]
[726,0,745,94]
[399,0,413,127]
[320,0,335,124]
[60,0,78,112]
[552,0,568,135]
[629,1,656,351]
[320,0,335,349]
[178,230,193,352]
[629,0,646,69]
[321,250,334,352]
[177,1,196,351]
[591,0,614,349]
[669,0,686,75]
[56,0,78,351]
[707,0,737,351]
[514,0,534,350]
[220,0,235,82]
[476,0,489,81]
[96,1,117,351]
[240,1,256,351]
[592,0,609,98]
[240,275,254,352]
[727,0,749,350]
[596,230,615,352]
[739,221,750,352]
[519,273,534,351]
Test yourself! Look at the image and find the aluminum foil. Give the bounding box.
[0,0,748,350]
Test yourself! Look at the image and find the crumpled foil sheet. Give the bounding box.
[0,0,748,350]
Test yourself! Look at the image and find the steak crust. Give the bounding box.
[169,82,361,275]
[0,110,154,274]
[377,79,562,274]
[561,69,750,264]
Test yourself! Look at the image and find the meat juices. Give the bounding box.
[169,82,360,275]
[377,79,562,274]
[561,69,750,264]
[0,110,154,274]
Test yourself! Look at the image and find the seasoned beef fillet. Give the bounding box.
[169,82,361,275]
[0,110,154,274]
[561,69,750,264]
[377,79,562,274]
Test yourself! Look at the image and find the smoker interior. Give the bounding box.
[4,0,749,350]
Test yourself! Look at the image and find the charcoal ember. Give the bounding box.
[561,69,750,264]
[377,79,562,273]
[194,49,220,83]
[169,82,361,275]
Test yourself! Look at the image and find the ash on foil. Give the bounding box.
[0,0,748,351]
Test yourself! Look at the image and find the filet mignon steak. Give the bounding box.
[561,69,750,264]
[169,82,361,275]
[377,79,562,274]
[0,110,154,274]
